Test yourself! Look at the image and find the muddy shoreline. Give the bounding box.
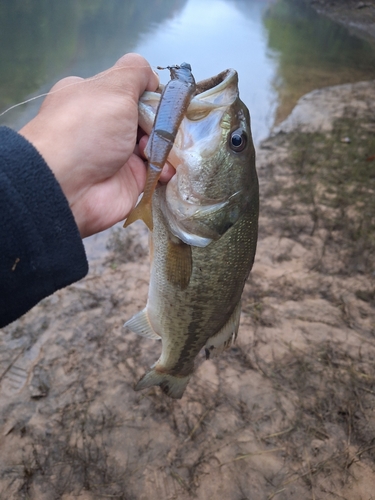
[305,0,375,42]
[0,5,375,500]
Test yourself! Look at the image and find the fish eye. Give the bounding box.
[229,128,247,152]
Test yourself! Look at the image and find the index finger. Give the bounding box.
[111,53,159,100]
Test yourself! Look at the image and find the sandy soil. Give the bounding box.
[0,76,374,499]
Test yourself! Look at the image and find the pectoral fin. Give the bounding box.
[165,236,192,290]
[124,308,161,340]
[204,301,241,359]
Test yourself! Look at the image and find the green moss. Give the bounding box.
[285,116,375,274]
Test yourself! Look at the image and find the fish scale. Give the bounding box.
[150,189,258,375]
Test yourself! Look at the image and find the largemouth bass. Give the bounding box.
[125,68,259,399]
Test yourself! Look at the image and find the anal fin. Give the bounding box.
[124,308,161,340]
[204,301,241,359]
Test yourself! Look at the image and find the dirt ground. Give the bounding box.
[1,77,374,499]
[1,5,375,500]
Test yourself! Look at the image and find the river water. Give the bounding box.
[1,0,375,259]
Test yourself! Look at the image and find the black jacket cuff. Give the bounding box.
[0,126,88,327]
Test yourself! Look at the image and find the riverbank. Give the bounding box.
[305,0,375,42]
[0,77,374,498]
[1,2,375,495]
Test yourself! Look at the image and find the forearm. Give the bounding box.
[0,126,88,327]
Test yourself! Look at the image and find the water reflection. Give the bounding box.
[2,0,375,261]
[0,0,277,144]
[1,0,375,139]
[264,0,375,122]
[134,0,277,144]
[0,0,188,128]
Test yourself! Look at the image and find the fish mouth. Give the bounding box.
[186,69,239,120]
[138,68,239,134]
[194,68,238,101]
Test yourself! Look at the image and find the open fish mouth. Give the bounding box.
[138,67,244,179]
[187,69,239,116]
[138,68,239,139]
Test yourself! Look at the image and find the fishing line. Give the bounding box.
[0,64,159,118]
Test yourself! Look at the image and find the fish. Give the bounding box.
[125,67,259,399]
[124,63,196,231]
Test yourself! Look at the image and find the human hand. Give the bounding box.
[19,53,175,238]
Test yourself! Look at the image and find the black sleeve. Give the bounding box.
[0,126,88,327]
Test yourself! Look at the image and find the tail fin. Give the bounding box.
[123,198,153,231]
[135,368,191,399]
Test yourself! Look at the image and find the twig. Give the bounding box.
[262,426,294,440]
[184,408,210,443]
[220,447,285,467]
[170,470,190,491]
